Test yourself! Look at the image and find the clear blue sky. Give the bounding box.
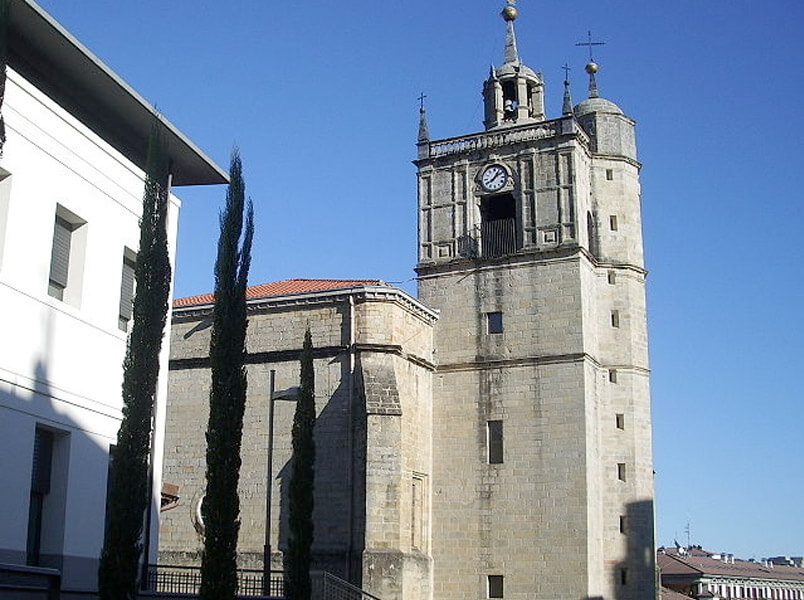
[36,0,804,560]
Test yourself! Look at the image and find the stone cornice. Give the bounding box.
[170,343,436,373]
[172,285,439,325]
[437,352,650,374]
[416,245,648,279]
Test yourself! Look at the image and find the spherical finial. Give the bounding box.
[501,5,518,21]
[585,61,599,74]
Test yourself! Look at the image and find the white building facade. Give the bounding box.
[0,1,225,596]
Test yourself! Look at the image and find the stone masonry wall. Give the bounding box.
[160,289,435,600]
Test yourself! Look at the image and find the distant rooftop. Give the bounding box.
[174,279,388,308]
[659,547,804,583]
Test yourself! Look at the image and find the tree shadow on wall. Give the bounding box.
[275,349,365,587]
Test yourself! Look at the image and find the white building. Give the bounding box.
[0,0,225,596]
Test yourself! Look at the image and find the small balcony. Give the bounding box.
[481,218,518,258]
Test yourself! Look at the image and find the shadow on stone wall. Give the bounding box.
[276,350,365,587]
[608,498,656,600]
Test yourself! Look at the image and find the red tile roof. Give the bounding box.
[661,586,692,600]
[174,278,386,308]
[659,550,804,583]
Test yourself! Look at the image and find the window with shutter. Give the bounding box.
[48,216,72,299]
[118,253,136,330]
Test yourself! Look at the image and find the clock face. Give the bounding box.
[481,165,508,192]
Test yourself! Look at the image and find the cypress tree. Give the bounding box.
[285,328,316,600]
[98,125,171,600]
[199,148,254,600]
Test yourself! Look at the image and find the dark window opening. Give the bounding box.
[619,515,627,534]
[620,568,628,586]
[27,428,54,566]
[587,211,599,257]
[615,413,625,430]
[617,462,627,482]
[609,369,618,383]
[502,81,518,120]
[481,194,518,258]
[488,575,504,598]
[487,420,503,464]
[103,445,116,547]
[487,312,503,334]
[606,169,614,181]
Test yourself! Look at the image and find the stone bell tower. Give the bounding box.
[415,4,656,599]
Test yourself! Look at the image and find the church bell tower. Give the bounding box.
[415,4,656,599]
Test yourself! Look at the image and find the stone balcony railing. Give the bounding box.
[421,118,573,159]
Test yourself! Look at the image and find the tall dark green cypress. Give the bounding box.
[98,126,171,600]
[199,148,254,600]
[285,328,316,600]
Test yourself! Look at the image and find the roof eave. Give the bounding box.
[8,0,228,186]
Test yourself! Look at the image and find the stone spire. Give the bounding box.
[586,61,599,98]
[562,64,573,116]
[502,4,519,64]
[417,93,430,159]
[418,106,430,143]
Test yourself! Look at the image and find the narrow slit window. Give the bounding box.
[619,515,627,534]
[606,169,614,181]
[611,310,620,328]
[609,369,618,383]
[487,312,503,334]
[615,413,625,430]
[617,462,626,482]
[488,575,504,599]
[607,271,616,285]
[620,568,628,586]
[487,420,503,464]
[609,215,618,231]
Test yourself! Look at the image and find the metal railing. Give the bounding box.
[481,218,518,258]
[142,566,384,600]
[315,572,383,600]
[144,564,283,598]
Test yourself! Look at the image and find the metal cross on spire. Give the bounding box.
[561,63,571,83]
[575,30,605,62]
[418,92,427,112]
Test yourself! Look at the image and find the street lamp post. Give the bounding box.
[263,369,299,596]
[263,369,276,595]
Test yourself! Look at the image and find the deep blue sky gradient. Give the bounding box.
[34,0,804,559]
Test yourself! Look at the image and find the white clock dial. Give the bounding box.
[481,165,507,191]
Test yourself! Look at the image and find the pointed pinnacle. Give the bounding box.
[418,107,430,144]
[563,80,573,116]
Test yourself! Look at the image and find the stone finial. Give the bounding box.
[417,92,430,144]
[418,106,430,144]
[562,79,573,116]
[586,61,599,99]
